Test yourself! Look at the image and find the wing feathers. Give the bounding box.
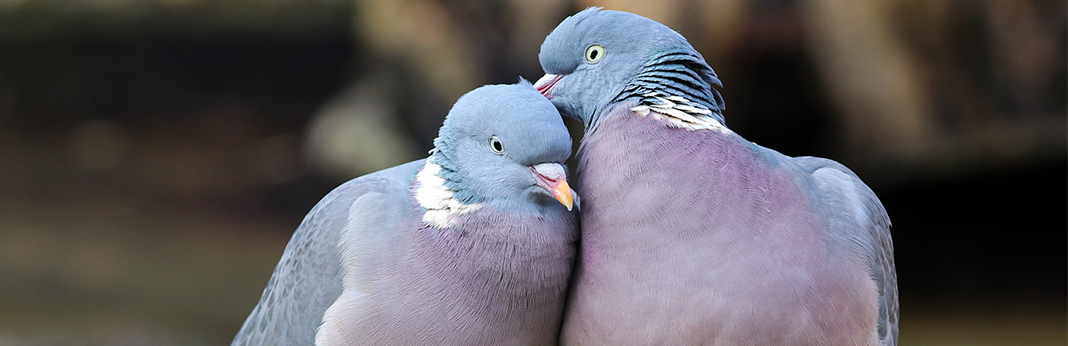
[797,157,897,346]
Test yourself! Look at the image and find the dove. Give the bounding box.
[232,81,579,346]
[535,8,897,345]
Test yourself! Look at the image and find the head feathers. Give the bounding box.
[538,8,726,128]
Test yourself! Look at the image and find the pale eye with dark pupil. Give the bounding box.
[489,136,504,154]
[585,44,605,63]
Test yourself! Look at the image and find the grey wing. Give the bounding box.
[795,156,898,346]
[231,169,413,346]
[315,178,417,345]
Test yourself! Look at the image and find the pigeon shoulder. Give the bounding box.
[790,156,891,248]
[231,160,424,346]
[314,162,424,346]
[791,155,898,346]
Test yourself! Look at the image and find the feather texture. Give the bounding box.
[537,8,898,345]
[232,82,578,346]
[630,92,731,132]
[413,159,483,229]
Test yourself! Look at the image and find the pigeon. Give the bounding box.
[232,81,579,346]
[534,8,898,345]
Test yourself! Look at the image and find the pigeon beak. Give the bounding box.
[530,162,574,211]
[533,73,563,99]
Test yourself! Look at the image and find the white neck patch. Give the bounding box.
[414,158,482,229]
[630,92,732,133]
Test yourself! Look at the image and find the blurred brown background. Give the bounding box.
[0,0,1064,345]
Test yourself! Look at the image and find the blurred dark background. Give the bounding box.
[0,0,1064,345]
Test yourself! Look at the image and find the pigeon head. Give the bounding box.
[427,81,575,212]
[535,7,725,131]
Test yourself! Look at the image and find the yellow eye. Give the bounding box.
[585,44,605,63]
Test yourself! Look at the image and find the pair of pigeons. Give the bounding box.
[233,8,897,346]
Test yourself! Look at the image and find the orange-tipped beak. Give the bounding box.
[550,178,574,211]
[530,163,575,211]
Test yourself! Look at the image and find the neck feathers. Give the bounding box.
[630,92,731,133]
[611,49,727,131]
[414,156,482,229]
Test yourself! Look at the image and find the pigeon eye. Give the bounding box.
[489,136,505,154]
[585,44,605,63]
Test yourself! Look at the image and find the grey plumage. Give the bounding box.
[535,8,897,345]
[233,81,578,346]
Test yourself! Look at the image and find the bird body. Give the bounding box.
[233,82,579,346]
[314,163,577,345]
[563,101,886,345]
[536,8,897,345]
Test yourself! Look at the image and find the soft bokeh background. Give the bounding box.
[0,0,1064,345]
